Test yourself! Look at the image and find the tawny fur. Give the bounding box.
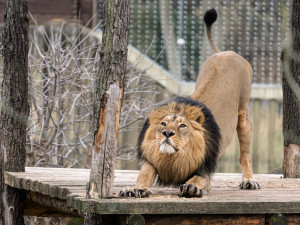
[135,162,157,190]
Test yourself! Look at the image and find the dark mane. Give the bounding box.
[136,96,221,184]
[137,118,149,161]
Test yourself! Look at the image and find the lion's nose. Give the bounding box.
[162,130,175,138]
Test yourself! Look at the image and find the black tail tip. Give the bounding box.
[204,8,218,26]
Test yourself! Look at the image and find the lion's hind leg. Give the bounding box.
[237,109,260,189]
[178,174,210,198]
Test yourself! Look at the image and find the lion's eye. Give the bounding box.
[179,124,186,128]
[161,122,166,126]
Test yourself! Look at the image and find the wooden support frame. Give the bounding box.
[24,191,80,217]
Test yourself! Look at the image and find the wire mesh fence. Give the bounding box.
[99,0,291,84]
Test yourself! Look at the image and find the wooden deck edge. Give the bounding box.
[69,196,300,215]
[4,172,71,200]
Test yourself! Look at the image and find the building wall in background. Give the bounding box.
[0,0,93,26]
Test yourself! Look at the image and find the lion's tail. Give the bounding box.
[204,8,221,54]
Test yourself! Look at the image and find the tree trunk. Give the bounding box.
[85,0,130,223]
[0,0,29,224]
[282,0,300,178]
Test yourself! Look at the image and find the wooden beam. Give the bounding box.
[72,196,300,215]
[144,214,265,225]
[25,191,81,217]
[24,199,77,217]
[251,85,283,100]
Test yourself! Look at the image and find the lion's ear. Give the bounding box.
[185,106,205,124]
[196,112,205,124]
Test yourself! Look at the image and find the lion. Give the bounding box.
[120,8,259,198]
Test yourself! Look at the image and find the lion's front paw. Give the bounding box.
[119,187,136,197]
[134,188,150,198]
[179,183,203,198]
[119,188,150,198]
[240,179,260,189]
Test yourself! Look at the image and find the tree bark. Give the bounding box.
[282,0,300,178]
[85,0,130,223]
[0,0,29,224]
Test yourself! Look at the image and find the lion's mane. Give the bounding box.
[137,97,221,186]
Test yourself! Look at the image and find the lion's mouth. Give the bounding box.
[159,139,178,155]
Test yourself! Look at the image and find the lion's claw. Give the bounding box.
[119,188,135,197]
[240,179,260,189]
[119,188,150,198]
[134,189,150,198]
[179,183,203,198]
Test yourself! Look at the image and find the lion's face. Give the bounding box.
[138,101,211,184]
[142,102,207,158]
[156,113,194,155]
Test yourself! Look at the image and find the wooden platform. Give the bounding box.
[4,167,300,222]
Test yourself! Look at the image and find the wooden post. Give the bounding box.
[85,0,130,223]
[268,100,276,172]
[252,99,261,172]
[158,0,182,80]
[282,0,300,178]
[92,0,99,28]
[0,0,29,224]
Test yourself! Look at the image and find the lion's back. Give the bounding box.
[191,51,253,154]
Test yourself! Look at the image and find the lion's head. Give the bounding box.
[137,97,221,185]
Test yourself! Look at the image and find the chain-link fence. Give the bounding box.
[99,0,291,84]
